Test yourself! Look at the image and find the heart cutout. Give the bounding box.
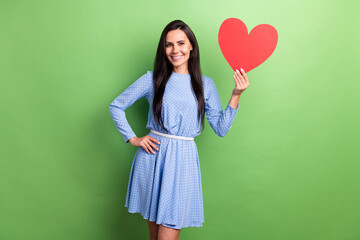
[218,18,278,73]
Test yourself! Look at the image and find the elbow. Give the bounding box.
[217,131,227,137]
[215,125,232,137]
[215,128,228,137]
[108,104,114,115]
[209,119,232,137]
[109,102,120,114]
[210,122,229,137]
[109,101,125,112]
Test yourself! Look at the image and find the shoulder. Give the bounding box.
[147,70,154,79]
[136,70,153,79]
[138,70,153,82]
[136,70,153,87]
[202,74,216,86]
[130,70,153,97]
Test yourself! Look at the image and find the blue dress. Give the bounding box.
[109,71,239,229]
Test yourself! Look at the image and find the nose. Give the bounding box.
[172,45,179,53]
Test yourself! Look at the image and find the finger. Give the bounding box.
[234,73,242,89]
[238,69,248,87]
[239,73,247,88]
[235,70,245,89]
[233,74,240,87]
[236,69,245,83]
[141,144,150,154]
[240,68,249,84]
[142,141,151,153]
[144,141,155,154]
[148,136,160,145]
[147,139,159,151]
[239,78,245,90]
[233,72,241,86]
[234,73,243,90]
[234,69,242,81]
[146,142,155,154]
[240,68,247,77]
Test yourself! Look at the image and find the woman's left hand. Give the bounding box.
[233,68,249,95]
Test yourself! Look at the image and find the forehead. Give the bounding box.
[165,29,188,42]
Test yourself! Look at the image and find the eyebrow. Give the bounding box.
[165,40,185,44]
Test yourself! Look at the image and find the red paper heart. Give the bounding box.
[218,18,278,73]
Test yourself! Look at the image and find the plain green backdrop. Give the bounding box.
[0,0,359,239]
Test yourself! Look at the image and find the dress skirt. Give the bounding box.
[125,131,205,230]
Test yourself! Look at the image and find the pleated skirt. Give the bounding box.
[125,131,204,229]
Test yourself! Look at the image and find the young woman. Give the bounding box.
[109,19,249,240]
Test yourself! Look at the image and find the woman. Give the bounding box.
[109,19,249,240]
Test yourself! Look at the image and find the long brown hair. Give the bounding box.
[152,20,205,133]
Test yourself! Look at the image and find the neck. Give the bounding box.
[172,65,189,75]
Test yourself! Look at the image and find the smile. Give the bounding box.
[171,55,184,61]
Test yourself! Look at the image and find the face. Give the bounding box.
[165,29,193,72]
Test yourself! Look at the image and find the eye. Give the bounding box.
[179,42,184,45]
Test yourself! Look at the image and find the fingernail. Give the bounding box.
[236,69,239,73]
[241,68,244,72]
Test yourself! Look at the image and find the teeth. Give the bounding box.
[172,55,183,60]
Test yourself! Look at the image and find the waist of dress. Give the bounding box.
[150,129,194,141]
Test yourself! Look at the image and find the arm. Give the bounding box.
[205,68,249,137]
[229,92,241,110]
[230,68,249,109]
[205,78,239,137]
[109,71,152,143]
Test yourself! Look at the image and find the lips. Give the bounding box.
[171,55,184,61]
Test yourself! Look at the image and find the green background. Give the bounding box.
[1,0,359,239]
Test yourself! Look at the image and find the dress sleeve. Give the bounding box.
[205,77,239,137]
[109,71,152,143]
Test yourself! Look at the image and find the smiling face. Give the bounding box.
[165,29,193,74]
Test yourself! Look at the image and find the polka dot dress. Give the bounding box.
[109,71,239,229]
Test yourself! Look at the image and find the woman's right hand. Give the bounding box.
[129,134,160,154]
